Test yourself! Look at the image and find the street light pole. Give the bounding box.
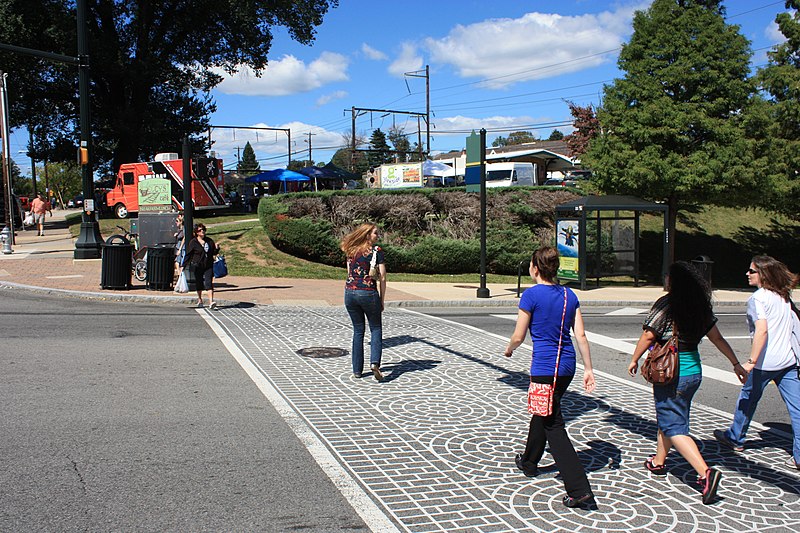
[73,0,102,259]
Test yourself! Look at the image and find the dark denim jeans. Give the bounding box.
[344,289,382,375]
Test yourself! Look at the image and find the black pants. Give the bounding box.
[520,374,592,498]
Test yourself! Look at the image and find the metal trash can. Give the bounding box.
[101,235,133,290]
[691,255,714,287]
[146,244,175,291]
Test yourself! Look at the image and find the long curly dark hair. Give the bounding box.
[666,261,713,341]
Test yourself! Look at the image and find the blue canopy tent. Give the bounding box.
[245,169,310,193]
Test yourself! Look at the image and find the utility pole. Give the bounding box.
[0,70,14,250]
[404,66,431,156]
[350,106,427,166]
[29,130,37,195]
[209,125,291,168]
[304,132,316,166]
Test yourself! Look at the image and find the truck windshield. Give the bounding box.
[486,170,512,181]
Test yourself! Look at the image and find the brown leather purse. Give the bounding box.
[641,325,678,385]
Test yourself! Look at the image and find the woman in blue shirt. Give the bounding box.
[504,246,596,508]
[628,261,745,505]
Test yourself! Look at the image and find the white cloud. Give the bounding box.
[211,122,346,168]
[316,90,348,107]
[424,7,639,88]
[361,43,388,61]
[214,52,349,96]
[388,42,424,77]
[765,20,788,44]
[432,114,539,136]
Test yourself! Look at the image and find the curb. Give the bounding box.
[0,280,747,309]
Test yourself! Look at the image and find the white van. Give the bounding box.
[484,162,536,188]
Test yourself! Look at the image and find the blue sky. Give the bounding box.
[7,0,791,175]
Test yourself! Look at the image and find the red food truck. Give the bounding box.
[105,152,228,218]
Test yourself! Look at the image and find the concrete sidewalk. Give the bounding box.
[0,209,756,307]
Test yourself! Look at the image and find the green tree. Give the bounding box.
[548,130,565,141]
[0,0,339,171]
[492,131,537,147]
[368,128,392,167]
[237,142,261,175]
[388,126,411,162]
[287,159,314,171]
[45,161,81,208]
[752,0,800,219]
[584,0,758,261]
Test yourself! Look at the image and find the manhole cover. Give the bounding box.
[296,347,348,358]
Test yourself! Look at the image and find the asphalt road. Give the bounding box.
[0,290,366,532]
[416,304,794,433]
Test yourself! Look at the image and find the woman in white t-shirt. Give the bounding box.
[714,256,800,471]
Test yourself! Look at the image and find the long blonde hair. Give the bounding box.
[341,223,376,259]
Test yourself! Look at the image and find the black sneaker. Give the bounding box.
[699,468,721,505]
[562,492,594,508]
[644,455,667,476]
[514,453,539,477]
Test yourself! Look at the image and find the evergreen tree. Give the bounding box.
[584,0,758,261]
[368,128,392,167]
[237,142,261,175]
[548,130,565,141]
[388,126,411,162]
[752,1,800,220]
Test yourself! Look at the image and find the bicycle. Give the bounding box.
[116,225,148,281]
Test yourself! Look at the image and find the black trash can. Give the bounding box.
[691,255,714,287]
[146,244,175,291]
[101,235,133,290]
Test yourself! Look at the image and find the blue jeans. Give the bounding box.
[344,289,382,375]
[653,373,702,438]
[723,365,800,462]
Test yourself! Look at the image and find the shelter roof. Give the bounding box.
[556,195,668,212]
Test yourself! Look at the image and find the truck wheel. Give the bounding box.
[115,204,128,219]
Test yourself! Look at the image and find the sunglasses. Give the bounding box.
[746,268,758,274]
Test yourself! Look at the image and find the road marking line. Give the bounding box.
[197,310,400,533]
[605,307,648,316]
[46,274,84,279]
[585,331,744,386]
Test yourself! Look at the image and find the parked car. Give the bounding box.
[67,194,84,208]
[544,177,576,188]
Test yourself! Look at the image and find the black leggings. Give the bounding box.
[520,374,592,498]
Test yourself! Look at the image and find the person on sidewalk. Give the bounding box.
[714,257,800,471]
[181,223,219,309]
[341,223,386,381]
[629,261,747,505]
[504,246,596,509]
[173,213,185,270]
[30,193,52,236]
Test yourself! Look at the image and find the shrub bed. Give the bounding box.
[258,187,580,274]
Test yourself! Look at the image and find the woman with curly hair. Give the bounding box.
[629,261,746,505]
[714,256,800,471]
[341,223,387,381]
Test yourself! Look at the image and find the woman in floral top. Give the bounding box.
[341,223,387,381]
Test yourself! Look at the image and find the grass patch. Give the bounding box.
[640,206,800,288]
